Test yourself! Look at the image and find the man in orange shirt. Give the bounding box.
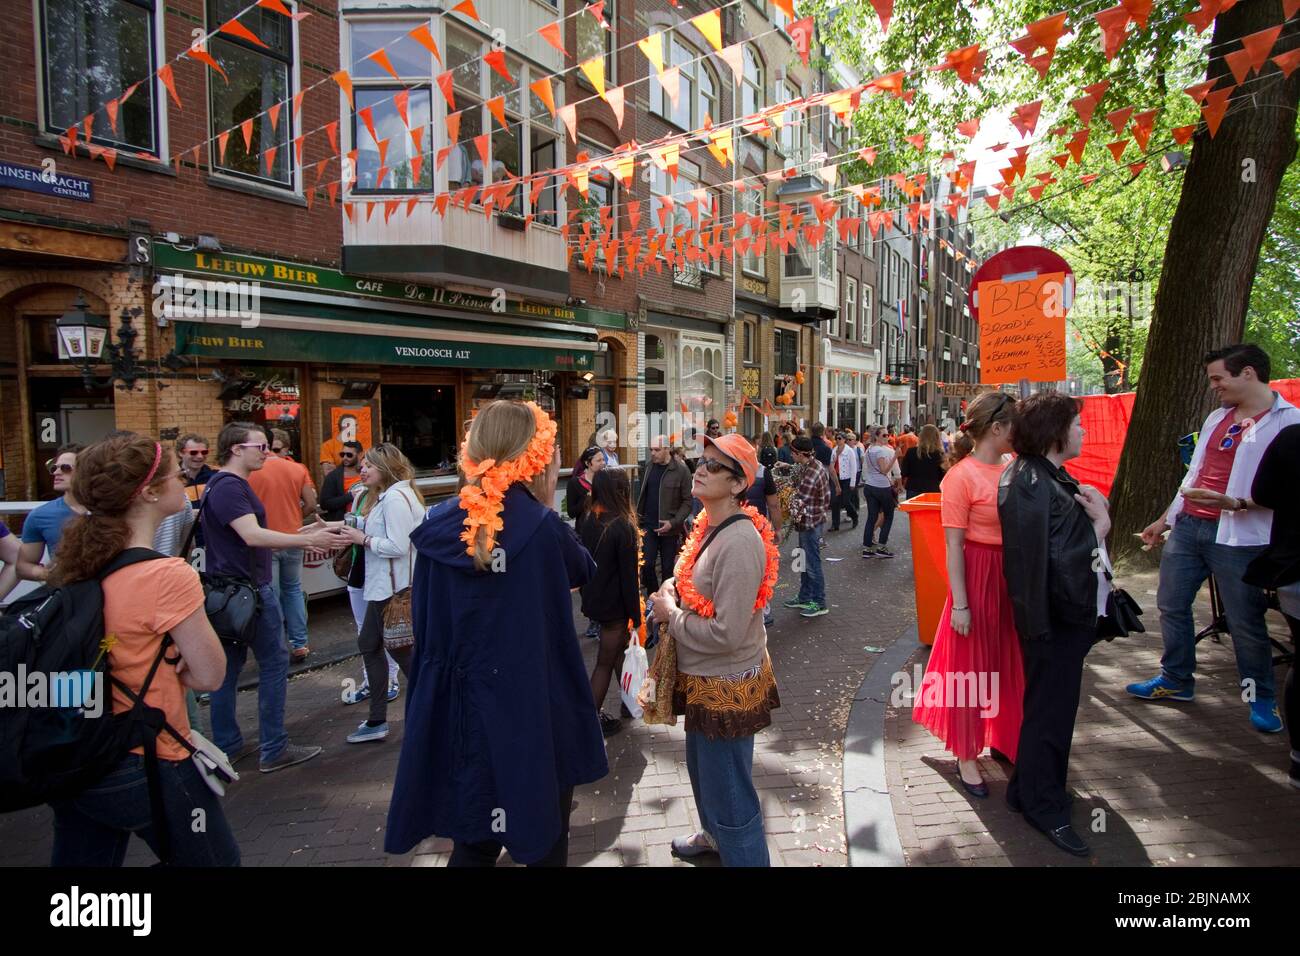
[250,429,318,662]
[320,414,358,479]
[895,425,919,456]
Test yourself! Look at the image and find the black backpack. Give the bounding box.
[0,548,193,860]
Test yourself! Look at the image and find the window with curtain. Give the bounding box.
[41,0,158,153]
[349,19,432,193]
[208,0,294,187]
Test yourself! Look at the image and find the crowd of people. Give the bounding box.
[3,343,1295,868]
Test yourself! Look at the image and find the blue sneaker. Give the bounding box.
[346,721,389,744]
[1249,700,1283,734]
[342,682,371,706]
[1125,674,1193,702]
[386,678,400,702]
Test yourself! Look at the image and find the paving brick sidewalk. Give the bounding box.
[886,568,1299,866]
[0,518,917,867]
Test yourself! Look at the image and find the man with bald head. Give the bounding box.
[636,435,694,593]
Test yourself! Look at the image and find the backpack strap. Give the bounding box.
[98,547,168,580]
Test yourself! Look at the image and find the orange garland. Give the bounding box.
[675,503,779,619]
[458,401,556,557]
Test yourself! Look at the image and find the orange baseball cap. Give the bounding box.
[702,433,758,490]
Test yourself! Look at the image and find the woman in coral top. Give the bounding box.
[912,391,1025,797]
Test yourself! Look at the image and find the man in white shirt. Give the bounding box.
[830,430,860,531]
[1127,344,1300,734]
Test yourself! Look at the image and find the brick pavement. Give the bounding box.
[0,516,917,867]
[885,567,1299,866]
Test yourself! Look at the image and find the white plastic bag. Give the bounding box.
[619,633,647,719]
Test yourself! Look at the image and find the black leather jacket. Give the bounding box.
[998,455,1099,642]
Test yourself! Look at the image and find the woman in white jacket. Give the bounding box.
[326,443,425,744]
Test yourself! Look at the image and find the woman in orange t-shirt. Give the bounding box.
[47,434,237,866]
[912,392,1026,798]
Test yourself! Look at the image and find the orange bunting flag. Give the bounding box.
[314,158,328,186]
[436,72,455,110]
[187,45,228,82]
[451,0,482,21]
[1286,0,1300,19]
[1083,79,1111,102]
[1080,173,1100,186]
[689,10,723,52]
[530,77,556,118]
[1105,106,1134,137]
[332,71,355,108]
[393,90,410,129]
[1025,50,1055,79]
[787,17,815,67]
[1225,49,1253,86]
[1183,0,1221,34]
[346,148,358,185]
[610,153,636,188]
[1067,129,1090,163]
[376,138,389,170]
[239,118,254,151]
[904,134,926,150]
[158,64,181,109]
[1130,109,1158,150]
[483,49,514,85]
[264,146,278,176]
[838,217,862,242]
[718,43,746,84]
[606,85,626,126]
[1028,183,1046,201]
[557,103,578,142]
[99,147,117,171]
[956,117,980,138]
[1274,48,1300,80]
[434,192,449,217]
[1071,94,1097,126]
[1241,26,1283,75]
[473,134,490,166]
[1010,100,1042,137]
[638,34,665,76]
[408,24,443,66]
[445,110,461,144]
[1119,0,1152,28]
[1106,139,1129,161]
[220,18,270,49]
[257,0,292,13]
[293,134,304,164]
[539,20,567,57]
[656,195,674,231]
[935,44,986,85]
[1201,87,1232,138]
[342,202,354,223]
[1127,161,1147,176]
[1171,124,1196,144]
[324,120,339,155]
[1035,172,1057,184]
[267,102,281,132]
[1001,185,1016,202]
[1027,12,1070,52]
[383,199,399,225]
[1093,6,1131,61]
[487,96,507,129]
[216,131,230,163]
[870,71,907,98]
[1183,80,1216,106]
[857,147,878,167]
[660,67,682,108]
[410,151,423,186]
[367,48,400,81]
[869,0,894,32]
[436,146,452,170]
[358,106,378,145]
[104,98,120,135]
[983,191,1001,211]
[708,126,734,166]
[406,197,419,217]
[579,57,606,99]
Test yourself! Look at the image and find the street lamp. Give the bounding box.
[55,295,110,366]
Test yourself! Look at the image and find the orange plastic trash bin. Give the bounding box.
[898,492,948,646]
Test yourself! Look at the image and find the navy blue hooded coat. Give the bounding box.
[384,483,608,863]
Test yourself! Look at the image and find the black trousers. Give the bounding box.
[1007,625,1097,831]
[640,527,681,593]
[1285,613,1298,752]
[447,786,575,867]
[831,484,858,530]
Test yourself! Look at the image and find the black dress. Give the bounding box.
[901,448,945,496]
[577,512,642,628]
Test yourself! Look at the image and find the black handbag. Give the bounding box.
[180,474,263,645]
[1097,573,1145,641]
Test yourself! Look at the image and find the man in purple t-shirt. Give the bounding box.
[201,421,344,773]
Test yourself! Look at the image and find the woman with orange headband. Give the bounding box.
[384,401,607,866]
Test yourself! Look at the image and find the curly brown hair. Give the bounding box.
[51,433,172,586]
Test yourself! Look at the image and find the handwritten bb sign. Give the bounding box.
[977,272,1069,383]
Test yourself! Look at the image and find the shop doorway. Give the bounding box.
[29,378,115,499]
[381,384,457,475]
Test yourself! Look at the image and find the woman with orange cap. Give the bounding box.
[650,433,781,866]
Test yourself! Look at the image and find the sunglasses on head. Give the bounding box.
[697,457,743,479]
[47,462,73,476]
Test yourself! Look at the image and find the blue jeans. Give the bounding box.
[1157,515,1274,700]
[210,586,290,762]
[685,732,769,867]
[50,754,240,866]
[271,548,309,649]
[796,523,826,608]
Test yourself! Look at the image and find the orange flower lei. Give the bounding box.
[458,401,556,557]
[674,503,779,618]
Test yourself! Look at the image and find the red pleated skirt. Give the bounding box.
[911,540,1025,762]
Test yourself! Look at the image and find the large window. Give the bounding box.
[41,0,158,154]
[741,189,764,276]
[862,284,874,344]
[576,0,615,85]
[351,20,432,192]
[844,278,857,341]
[780,81,805,161]
[742,47,763,117]
[208,0,294,187]
[652,156,710,288]
[576,140,616,265]
[783,201,813,278]
[650,35,719,130]
[773,328,799,398]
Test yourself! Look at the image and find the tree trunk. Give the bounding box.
[1109,1,1300,562]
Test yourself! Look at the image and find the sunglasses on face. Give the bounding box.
[697,457,743,479]
[340,453,356,460]
[184,448,209,456]
[47,462,74,476]
[235,442,268,453]
[272,446,286,454]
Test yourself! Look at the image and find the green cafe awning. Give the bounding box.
[173,313,597,372]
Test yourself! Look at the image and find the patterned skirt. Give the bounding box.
[673,653,780,739]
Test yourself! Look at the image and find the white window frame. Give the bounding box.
[845,277,857,342]
[741,188,764,277]
[862,284,874,345]
[347,15,433,194]
[650,33,718,131]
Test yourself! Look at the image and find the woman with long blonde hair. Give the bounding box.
[385,401,607,866]
[900,423,948,498]
[319,443,425,743]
